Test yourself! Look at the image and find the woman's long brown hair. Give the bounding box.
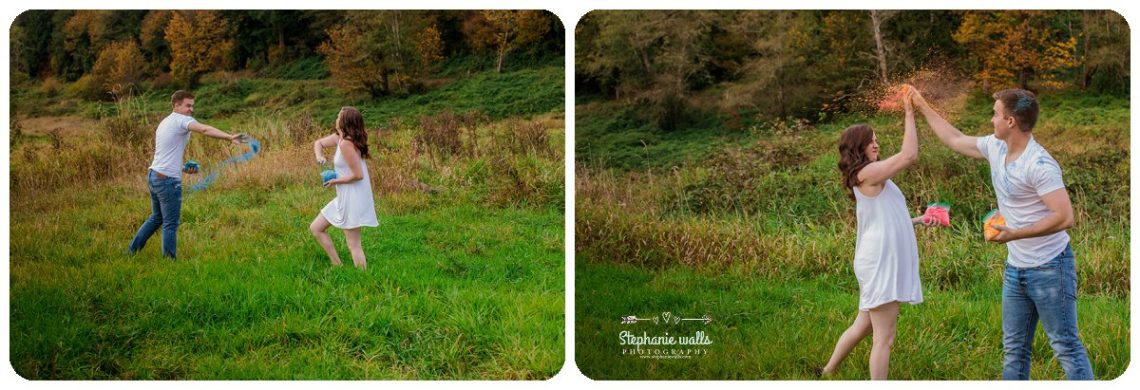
[337,106,370,159]
[837,124,874,201]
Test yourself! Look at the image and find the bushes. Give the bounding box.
[417,111,465,158]
[66,75,109,101]
[40,77,64,97]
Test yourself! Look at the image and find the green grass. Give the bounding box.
[576,260,1129,380]
[575,102,753,170]
[11,174,563,379]
[357,64,565,123]
[575,91,1129,379]
[262,56,330,80]
[11,60,564,131]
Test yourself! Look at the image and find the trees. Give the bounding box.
[869,11,898,86]
[880,11,964,75]
[577,10,1122,128]
[1078,11,1129,92]
[225,11,327,70]
[320,12,389,98]
[321,11,449,97]
[375,11,433,91]
[953,11,1078,90]
[54,11,145,81]
[90,40,148,99]
[10,11,55,80]
[576,11,723,129]
[576,11,663,100]
[465,10,553,73]
[165,10,235,88]
[139,11,173,74]
[415,23,445,77]
[15,10,565,102]
[721,11,820,120]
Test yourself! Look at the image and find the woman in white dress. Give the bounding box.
[822,88,935,379]
[310,107,379,269]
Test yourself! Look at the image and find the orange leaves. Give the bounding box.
[164,11,234,87]
[91,40,147,98]
[318,14,388,98]
[953,11,1078,90]
[414,24,445,73]
[464,10,553,73]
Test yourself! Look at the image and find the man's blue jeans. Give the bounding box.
[1002,244,1094,380]
[127,170,182,259]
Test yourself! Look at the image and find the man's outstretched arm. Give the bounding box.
[189,122,240,144]
[910,89,985,160]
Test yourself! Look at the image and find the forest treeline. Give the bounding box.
[10,10,563,99]
[575,10,1129,128]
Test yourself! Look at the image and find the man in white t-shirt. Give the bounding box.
[910,88,1093,380]
[127,90,240,259]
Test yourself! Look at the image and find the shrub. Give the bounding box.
[65,75,108,101]
[40,77,63,97]
[417,110,464,158]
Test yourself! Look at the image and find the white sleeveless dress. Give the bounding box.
[321,143,378,229]
[852,179,923,311]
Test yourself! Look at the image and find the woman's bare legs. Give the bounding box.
[823,310,872,375]
[344,227,366,270]
[309,214,343,266]
[868,301,900,380]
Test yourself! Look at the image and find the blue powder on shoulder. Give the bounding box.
[1014,95,1034,113]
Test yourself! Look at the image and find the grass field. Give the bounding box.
[9,63,565,379]
[575,91,1129,380]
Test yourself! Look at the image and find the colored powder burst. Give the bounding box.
[876,84,911,112]
[186,137,261,193]
[858,63,972,116]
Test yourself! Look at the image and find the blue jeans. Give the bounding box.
[1002,244,1094,380]
[127,170,182,259]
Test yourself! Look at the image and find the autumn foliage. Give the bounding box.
[414,23,445,76]
[953,11,1079,90]
[465,10,553,73]
[319,17,390,98]
[164,11,235,88]
[90,40,148,99]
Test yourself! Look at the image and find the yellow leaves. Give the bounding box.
[91,40,147,98]
[414,24,445,72]
[466,10,552,72]
[475,10,550,50]
[954,11,1078,89]
[62,11,114,53]
[319,20,387,97]
[164,11,234,86]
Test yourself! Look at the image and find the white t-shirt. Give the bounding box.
[148,112,197,179]
[976,135,1070,268]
